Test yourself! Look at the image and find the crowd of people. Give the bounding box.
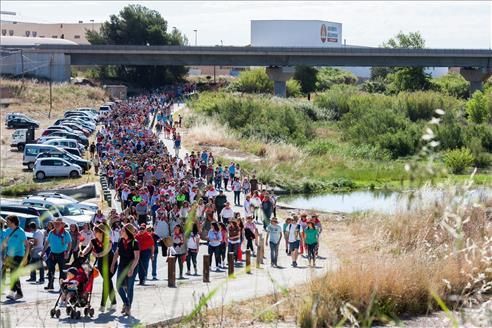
[0,83,322,318]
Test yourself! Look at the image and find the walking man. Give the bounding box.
[3,215,28,300]
[265,217,282,267]
[42,218,71,290]
[286,216,302,267]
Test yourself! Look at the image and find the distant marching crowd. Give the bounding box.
[0,83,322,318]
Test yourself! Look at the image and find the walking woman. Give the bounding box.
[305,220,319,267]
[68,224,80,266]
[172,225,186,279]
[111,223,140,316]
[207,222,222,272]
[80,223,117,312]
[186,223,200,276]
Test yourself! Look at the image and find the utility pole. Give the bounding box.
[90,19,94,31]
[193,29,197,46]
[48,55,53,119]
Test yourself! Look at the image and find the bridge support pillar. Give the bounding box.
[266,66,295,98]
[459,68,491,95]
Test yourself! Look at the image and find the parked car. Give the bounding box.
[64,111,97,122]
[99,105,112,115]
[0,202,53,228]
[33,157,82,180]
[36,192,98,213]
[76,108,99,117]
[44,130,89,147]
[0,211,40,234]
[23,144,66,170]
[59,122,91,136]
[22,196,93,227]
[42,125,85,137]
[54,118,95,131]
[6,113,30,122]
[6,117,39,129]
[42,138,85,153]
[36,151,91,173]
[62,147,83,157]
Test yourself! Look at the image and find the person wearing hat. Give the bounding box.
[2,215,28,301]
[80,223,117,312]
[305,220,320,267]
[41,218,72,291]
[135,223,154,285]
[265,217,282,268]
[111,223,140,316]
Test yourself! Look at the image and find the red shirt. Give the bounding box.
[135,231,154,251]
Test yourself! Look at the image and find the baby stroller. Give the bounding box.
[50,263,99,319]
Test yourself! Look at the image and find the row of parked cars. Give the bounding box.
[0,192,99,230]
[6,107,104,180]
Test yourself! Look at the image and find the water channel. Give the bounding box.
[279,187,491,214]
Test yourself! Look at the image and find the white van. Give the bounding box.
[23,144,65,170]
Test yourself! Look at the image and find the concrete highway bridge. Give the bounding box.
[1,45,491,96]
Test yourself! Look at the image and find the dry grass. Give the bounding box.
[185,117,304,163]
[300,192,492,327]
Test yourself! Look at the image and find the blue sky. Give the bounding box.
[2,1,491,48]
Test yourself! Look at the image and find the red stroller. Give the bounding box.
[50,263,99,319]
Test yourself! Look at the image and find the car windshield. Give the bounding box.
[56,204,84,216]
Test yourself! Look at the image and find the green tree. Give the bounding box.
[293,66,318,94]
[86,4,188,87]
[315,67,357,91]
[373,31,431,93]
[431,72,470,99]
[466,91,490,124]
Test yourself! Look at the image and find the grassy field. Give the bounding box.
[183,112,492,193]
[0,78,106,197]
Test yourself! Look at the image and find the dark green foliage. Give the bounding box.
[86,4,188,87]
[443,148,474,174]
[431,73,470,99]
[466,91,490,124]
[294,66,318,94]
[375,31,431,94]
[228,68,273,94]
[360,78,387,94]
[315,67,357,91]
[313,85,359,119]
[190,92,314,145]
[395,91,463,122]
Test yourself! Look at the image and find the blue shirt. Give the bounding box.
[47,230,72,254]
[3,227,27,257]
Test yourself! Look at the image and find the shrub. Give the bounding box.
[395,91,462,122]
[463,123,492,152]
[315,67,357,91]
[443,148,474,174]
[229,68,273,94]
[305,140,336,155]
[431,72,470,99]
[190,92,314,145]
[473,152,492,168]
[466,91,490,124]
[360,78,386,93]
[286,79,302,98]
[313,85,358,119]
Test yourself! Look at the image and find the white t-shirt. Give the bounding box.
[243,199,252,216]
[220,207,234,219]
[31,230,45,255]
[288,223,301,243]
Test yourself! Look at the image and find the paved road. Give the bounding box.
[0,103,338,327]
